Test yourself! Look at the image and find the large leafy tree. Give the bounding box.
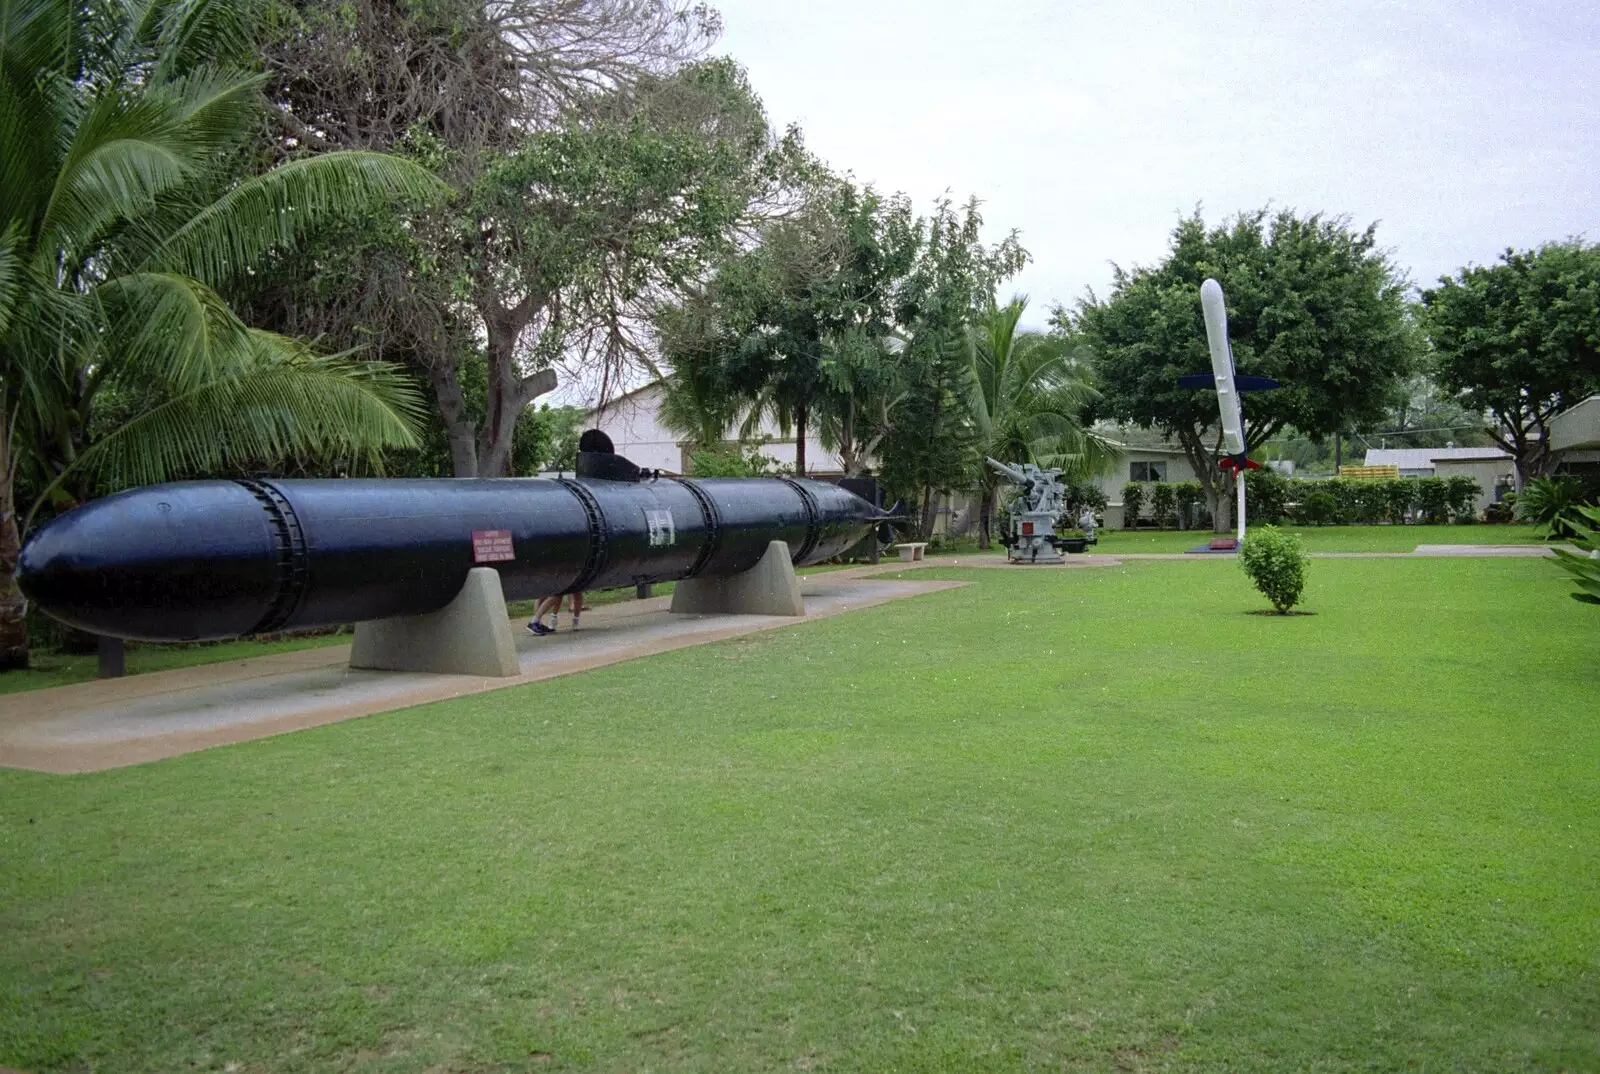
[657,179,916,475]
[0,0,438,669]
[1065,209,1417,531]
[1422,242,1600,485]
[252,0,780,477]
[879,197,1027,535]
[967,298,1117,548]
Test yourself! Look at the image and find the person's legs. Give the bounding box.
[570,591,585,630]
[528,594,561,635]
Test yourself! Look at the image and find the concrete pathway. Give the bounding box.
[0,571,963,775]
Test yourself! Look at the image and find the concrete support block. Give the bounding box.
[669,540,805,617]
[350,567,520,677]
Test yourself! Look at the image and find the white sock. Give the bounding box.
[571,614,580,630]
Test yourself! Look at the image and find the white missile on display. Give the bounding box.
[1200,278,1248,464]
[1178,278,1280,543]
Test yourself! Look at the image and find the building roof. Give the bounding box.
[1104,440,1190,456]
[1550,394,1600,452]
[582,379,664,418]
[1363,447,1511,470]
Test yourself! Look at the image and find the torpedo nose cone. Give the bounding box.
[17,481,285,642]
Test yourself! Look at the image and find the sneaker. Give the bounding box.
[527,621,552,636]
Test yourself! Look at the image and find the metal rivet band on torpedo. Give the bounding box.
[776,476,821,563]
[555,477,610,593]
[237,479,310,633]
[669,477,722,579]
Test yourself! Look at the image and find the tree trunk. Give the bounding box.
[794,405,807,476]
[430,363,479,477]
[477,309,558,478]
[977,483,993,550]
[1177,426,1231,533]
[0,438,30,670]
[919,484,937,539]
[478,322,521,478]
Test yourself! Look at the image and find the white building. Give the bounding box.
[1090,444,1201,530]
[581,381,847,475]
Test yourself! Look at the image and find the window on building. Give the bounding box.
[1130,461,1167,482]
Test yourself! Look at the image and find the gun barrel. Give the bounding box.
[986,457,1028,483]
[17,475,880,642]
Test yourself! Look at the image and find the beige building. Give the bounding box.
[1091,445,1201,530]
[1363,447,1515,515]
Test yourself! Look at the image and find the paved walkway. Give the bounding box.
[0,570,963,774]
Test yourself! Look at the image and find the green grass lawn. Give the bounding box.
[3,557,1597,1072]
[1094,522,1547,555]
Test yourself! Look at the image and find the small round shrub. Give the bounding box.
[1239,525,1308,614]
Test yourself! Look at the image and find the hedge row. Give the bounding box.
[1120,473,1485,529]
[1246,472,1482,525]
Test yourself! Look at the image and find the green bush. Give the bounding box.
[1381,479,1415,524]
[1121,482,1145,528]
[1244,468,1290,524]
[1353,479,1385,523]
[1174,481,1204,530]
[1516,476,1591,539]
[1445,476,1481,522]
[1150,482,1178,528]
[1062,482,1109,518]
[1416,477,1451,524]
[1298,491,1338,525]
[1239,525,1308,614]
[689,443,783,478]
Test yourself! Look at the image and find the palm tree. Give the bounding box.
[0,0,444,668]
[967,297,1118,549]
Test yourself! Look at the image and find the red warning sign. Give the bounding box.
[471,529,515,563]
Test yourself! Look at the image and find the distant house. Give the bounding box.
[1361,447,1514,515]
[581,381,847,476]
[1090,443,1200,529]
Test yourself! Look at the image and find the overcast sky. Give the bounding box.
[711,0,1599,328]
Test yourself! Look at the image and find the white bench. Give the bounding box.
[894,542,929,562]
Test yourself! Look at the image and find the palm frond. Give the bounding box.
[0,221,22,337]
[143,151,447,287]
[0,0,69,82]
[0,40,65,234]
[65,337,425,490]
[93,270,251,393]
[149,67,263,148]
[37,87,205,259]
[117,0,251,80]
